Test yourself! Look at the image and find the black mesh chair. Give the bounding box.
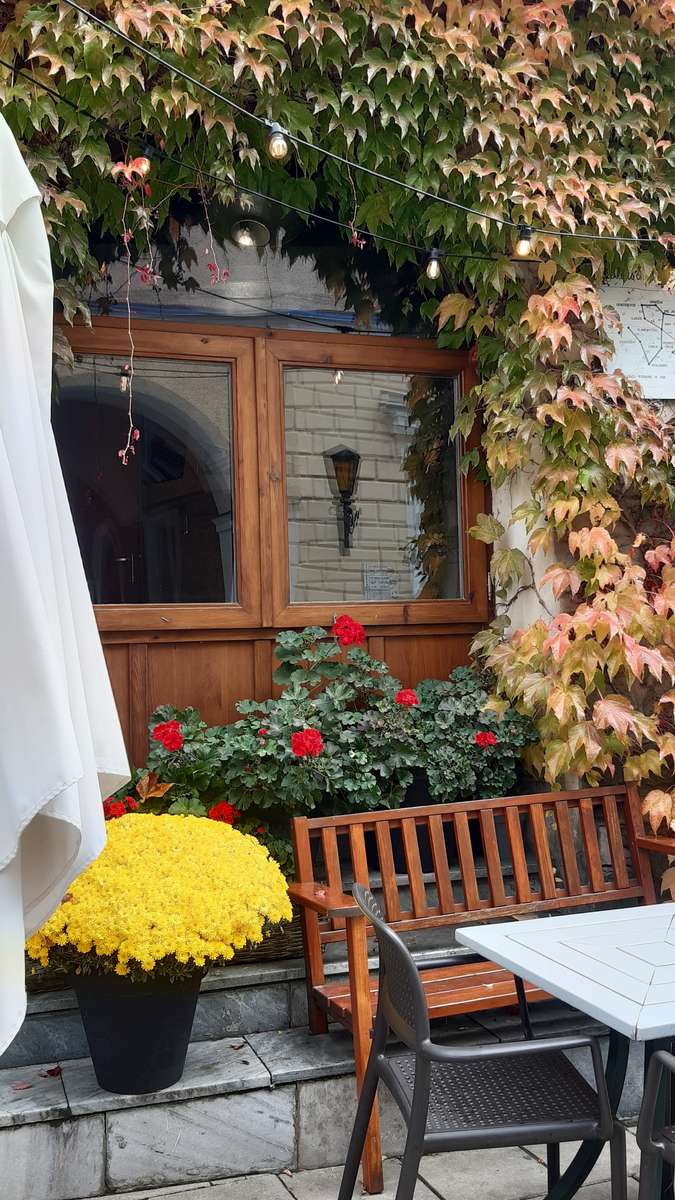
[338,884,627,1200]
[636,1049,675,1199]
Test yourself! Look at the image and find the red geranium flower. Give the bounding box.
[291,728,324,758]
[124,795,139,811]
[474,731,497,748]
[152,719,184,752]
[395,688,419,707]
[103,799,127,820]
[208,801,240,824]
[258,728,268,738]
[332,614,366,647]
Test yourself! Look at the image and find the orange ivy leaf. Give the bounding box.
[593,695,655,741]
[605,442,641,478]
[642,789,674,835]
[540,563,583,598]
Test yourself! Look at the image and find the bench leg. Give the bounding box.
[346,916,384,1194]
[307,990,329,1035]
[338,1042,381,1200]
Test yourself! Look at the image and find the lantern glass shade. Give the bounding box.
[326,447,360,499]
[230,219,270,249]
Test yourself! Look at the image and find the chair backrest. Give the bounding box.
[292,784,654,954]
[353,883,430,1050]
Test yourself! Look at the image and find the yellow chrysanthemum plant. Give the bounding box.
[26,814,292,983]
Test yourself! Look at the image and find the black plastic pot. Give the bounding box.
[72,969,203,1094]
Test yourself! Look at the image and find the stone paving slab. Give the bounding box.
[0,1059,69,1127]
[525,1127,641,1184]
[247,1027,355,1083]
[206,1177,293,1199]
[62,1037,269,1116]
[417,1145,555,1200]
[281,1157,439,1198]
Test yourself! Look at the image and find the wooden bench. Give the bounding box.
[289,784,656,1193]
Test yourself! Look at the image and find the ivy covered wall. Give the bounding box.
[3,0,675,815]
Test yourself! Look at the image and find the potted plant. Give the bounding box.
[26,813,291,1094]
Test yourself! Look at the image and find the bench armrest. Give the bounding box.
[288,882,360,918]
[636,835,675,857]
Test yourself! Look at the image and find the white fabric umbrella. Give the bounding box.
[0,116,129,1053]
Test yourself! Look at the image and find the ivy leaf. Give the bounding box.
[490,548,529,591]
[642,789,674,835]
[436,292,475,331]
[468,513,505,543]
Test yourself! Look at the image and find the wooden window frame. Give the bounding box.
[58,318,488,633]
[263,333,489,628]
[60,318,261,631]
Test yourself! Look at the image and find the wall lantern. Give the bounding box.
[230,219,271,248]
[324,445,361,552]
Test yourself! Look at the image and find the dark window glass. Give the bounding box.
[52,356,235,604]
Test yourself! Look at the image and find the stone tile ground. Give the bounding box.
[86,1129,644,1200]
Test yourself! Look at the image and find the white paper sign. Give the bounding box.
[362,564,397,601]
[601,284,675,400]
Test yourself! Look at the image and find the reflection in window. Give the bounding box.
[284,368,462,604]
[52,357,235,604]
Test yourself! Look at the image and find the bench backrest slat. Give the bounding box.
[292,784,655,957]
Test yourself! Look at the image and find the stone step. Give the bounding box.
[0,1004,645,1200]
[5,938,479,1070]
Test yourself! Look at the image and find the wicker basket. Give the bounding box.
[25,908,305,988]
[231,906,304,965]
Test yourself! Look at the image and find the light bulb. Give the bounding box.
[266,122,289,162]
[234,223,255,247]
[515,224,533,258]
[426,249,442,280]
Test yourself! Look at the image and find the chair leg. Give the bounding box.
[610,1121,628,1200]
[547,1144,560,1189]
[395,1130,424,1200]
[637,1147,662,1200]
[338,1050,381,1200]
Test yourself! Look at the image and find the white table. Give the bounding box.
[457,903,675,1199]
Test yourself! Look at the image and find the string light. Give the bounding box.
[56,0,668,251]
[0,58,517,269]
[514,225,533,258]
[266,123,290,162]
[425,249,442,280]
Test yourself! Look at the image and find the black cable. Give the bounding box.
[0,56,508,265]
[59,0,666,249]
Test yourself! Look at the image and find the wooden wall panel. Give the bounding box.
[102,644,131,750]
[382,631,477,686]
[146,640,257,732]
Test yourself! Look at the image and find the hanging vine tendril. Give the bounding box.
[118,191,138,467]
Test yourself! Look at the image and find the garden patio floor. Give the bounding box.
[86,1134,643,1199]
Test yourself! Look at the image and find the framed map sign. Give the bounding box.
[601,284,675,400]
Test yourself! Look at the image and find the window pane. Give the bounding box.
[53,356,235,605]
[284,368,462,604]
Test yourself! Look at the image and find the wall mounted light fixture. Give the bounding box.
[324,445,361,552]
[230,219,271,248]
